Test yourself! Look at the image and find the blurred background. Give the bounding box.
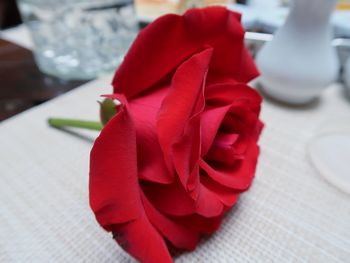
[0,0,349,121]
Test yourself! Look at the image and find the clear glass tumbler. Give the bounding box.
[16,0,138,80]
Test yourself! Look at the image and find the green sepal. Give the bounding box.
[99,98,118,126]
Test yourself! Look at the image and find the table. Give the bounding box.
[1,26,350,263]
[0,26,88,121]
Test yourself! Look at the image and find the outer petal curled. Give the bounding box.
[157,48,212,193]
[90,96,172,263]
[113,7,258,98]
[90,97,141,227]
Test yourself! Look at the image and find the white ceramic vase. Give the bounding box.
[256,0,339,104]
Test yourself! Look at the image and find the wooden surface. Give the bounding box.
[0,0,21,29]
[0,39,88,121]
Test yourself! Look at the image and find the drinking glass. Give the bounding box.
[16,0,138,80]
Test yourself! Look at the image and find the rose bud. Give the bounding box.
[90,7,263,263]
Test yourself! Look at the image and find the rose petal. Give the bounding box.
[157,48,211,152]
[201,83,261,157]
[235,47,261,83]
[90,97,173,263]
[195,184,224,217]
[206,132,244,164]
[113,7,257,98]
[176,214,224,234]
[183,8,243,75]
[157,48,211,191]
[129,88,174,184]
[142,180,196,216]
[200,175,239,207]
[200,105,232,156]
[205,82,262,109]
[172,117,201,197]
[222,107,263,142]
[214,133,240,148]
[90,96,141,227]
[199,143,260,190]
[142,192,199,250]
[205,142,244,165]
[111,210,173,263]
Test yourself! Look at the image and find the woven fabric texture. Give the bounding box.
[1,77,349,262]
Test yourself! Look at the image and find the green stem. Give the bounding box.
[48,118,103,131]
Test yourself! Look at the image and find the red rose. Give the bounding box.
[90,7,263,263]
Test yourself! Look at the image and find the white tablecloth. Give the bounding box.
[0,25,33,49]
[0,74,350,262]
